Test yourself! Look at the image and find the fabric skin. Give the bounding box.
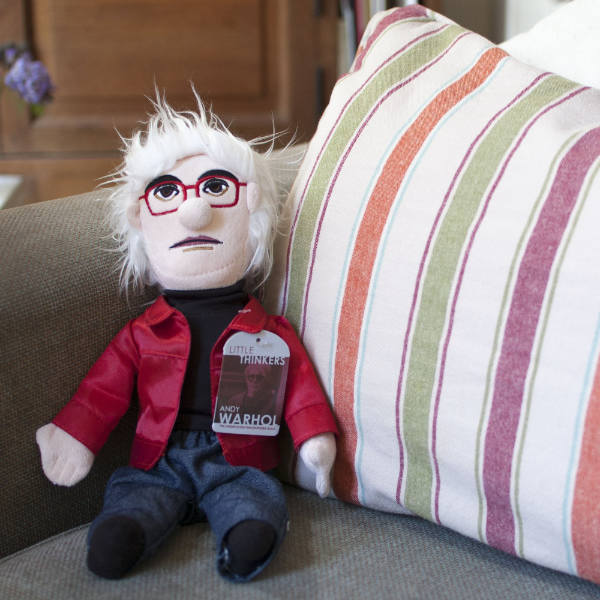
[135,154,258,290]
[87,430,288,582]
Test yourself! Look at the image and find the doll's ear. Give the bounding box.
[246,182,260,214]
[126,201,142,230]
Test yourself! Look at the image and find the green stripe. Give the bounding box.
[284,24,465,327]
[402,76,578,521]
[513,146,600,557]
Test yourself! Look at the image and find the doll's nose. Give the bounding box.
[177,196,213,230]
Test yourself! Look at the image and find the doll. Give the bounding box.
[35,95,338,582]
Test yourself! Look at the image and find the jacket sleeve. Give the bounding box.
[273,317,339,449]
[52,320,140,454]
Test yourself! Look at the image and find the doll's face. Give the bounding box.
[133,154,259,290]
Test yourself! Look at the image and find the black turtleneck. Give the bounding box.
[164,280,248,430]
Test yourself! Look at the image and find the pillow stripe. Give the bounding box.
[381,70,547,516]
[430,77,571,528]
[499,132,582,561]
[331,46,507,505]
[572,295,600,580]
[538,154,600,574]
[270,6,600,584]
[352,53,510,509]
[396,76,580,523]
[474,131,578,549]
[352,6,429,73]
[302,27,475,340]
[282,23,465,328]
[482,126,600,556]
[564,313,600,574]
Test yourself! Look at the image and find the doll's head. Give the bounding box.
[108,93,280,292]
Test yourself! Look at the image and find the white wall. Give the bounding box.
[503,0,566,39]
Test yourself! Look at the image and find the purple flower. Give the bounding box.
[5,53,53,104]
[3,46,17,65]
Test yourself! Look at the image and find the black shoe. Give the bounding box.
[87,516,146,579]
[224,519,276,577]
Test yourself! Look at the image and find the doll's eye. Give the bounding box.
[202,178,229,197]
[153,183,181,201]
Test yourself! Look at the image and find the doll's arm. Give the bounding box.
[272,316,339,496]
[36,319,140,485]
[36,423,95,486]
[298,432,336,498]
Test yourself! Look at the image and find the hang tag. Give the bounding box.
[212,330,290,436]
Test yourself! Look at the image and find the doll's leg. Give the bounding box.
[198,462,289,582]
[87,464,191,579]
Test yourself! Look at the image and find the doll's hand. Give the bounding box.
[298,432,336,498]
[36,423,94,486]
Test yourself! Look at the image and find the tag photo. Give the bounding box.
[212,330,290,436]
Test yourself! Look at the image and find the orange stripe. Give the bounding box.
[572,357,600,580]
[332,47,505,504]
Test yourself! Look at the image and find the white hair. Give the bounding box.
[105,92,282,293]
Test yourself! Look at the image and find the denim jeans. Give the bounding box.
[88,430,289,582]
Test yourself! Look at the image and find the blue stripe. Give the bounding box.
[326,48,508,505]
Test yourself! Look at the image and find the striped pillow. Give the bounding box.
[265,6,600,584]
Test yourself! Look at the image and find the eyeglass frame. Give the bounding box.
[138,173,247,217]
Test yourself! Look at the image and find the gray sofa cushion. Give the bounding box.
[2,169,600,599]
[2,486,600,599]
[0,193,156,558]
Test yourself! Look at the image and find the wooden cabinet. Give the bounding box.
[0,0,339,203]
[423,0,443,12]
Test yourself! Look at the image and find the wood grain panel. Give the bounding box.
[422,0,443,12]
[6,0,268,154]
[0,0,338,204]
[32,0,263,98]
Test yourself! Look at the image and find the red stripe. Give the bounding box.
[352,6,429,72]
[300,30,469,339]
[572,354,600,581]
[332,48,505,504]
[281,24,450,316]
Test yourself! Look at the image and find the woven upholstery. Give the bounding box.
[2,158,600,598]
[264,6,600,584]
[0,192,156,557]
[2,486,600,599]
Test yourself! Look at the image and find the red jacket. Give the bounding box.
[53,296,338,472]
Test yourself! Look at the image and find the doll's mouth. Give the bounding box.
[169,236,223,249]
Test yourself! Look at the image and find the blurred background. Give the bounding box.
[0,0,570,207]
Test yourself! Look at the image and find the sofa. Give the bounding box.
[4,4,600,598]
[2,184,600,598]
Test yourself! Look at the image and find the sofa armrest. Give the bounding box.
[0,191,156,558]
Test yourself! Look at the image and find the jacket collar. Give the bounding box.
[145,294,269,332]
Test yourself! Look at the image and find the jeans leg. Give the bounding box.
[198,462,289,582]
[88,465,191,563]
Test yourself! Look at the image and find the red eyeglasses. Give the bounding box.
[139,174,247,216]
